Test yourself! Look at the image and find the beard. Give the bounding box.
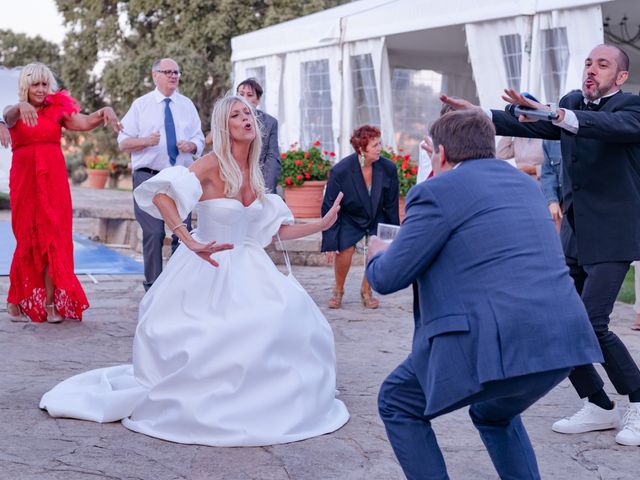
[582,77,616,101]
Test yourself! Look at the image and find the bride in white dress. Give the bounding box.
[40,95,349,446]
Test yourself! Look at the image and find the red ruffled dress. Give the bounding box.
[7,91,89,322]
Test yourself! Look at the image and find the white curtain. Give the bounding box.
[232,55,284,119]
[529,6,604,104]
[340,38,394,157]
[281,46,341,154]
[465,5,604,108]
[465,16,531,109]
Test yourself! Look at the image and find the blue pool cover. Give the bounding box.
[0,221,143,275]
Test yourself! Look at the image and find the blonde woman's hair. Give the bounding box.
[18,63,58,102]
[210,94,266,199]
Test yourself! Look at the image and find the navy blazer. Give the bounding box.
[492,90,640,264]
[366,159,602,417]
[321,153,399,252]
[256,110,280,193]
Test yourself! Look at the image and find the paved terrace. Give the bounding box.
[1,271,640,479]
[0,187,639,479]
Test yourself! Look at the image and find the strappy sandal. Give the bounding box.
[7,303,28,322]
[45,303,63,324]
[360,289,380,309]
[328,288,344,309]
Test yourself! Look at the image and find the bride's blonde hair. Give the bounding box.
[210,94,265,199]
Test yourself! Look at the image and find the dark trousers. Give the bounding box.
[566,259,640,397]
[378,355,570,480]
[133,169,192,291]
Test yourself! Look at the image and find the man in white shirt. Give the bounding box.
[119,58,204,290]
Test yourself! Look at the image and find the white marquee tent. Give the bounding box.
[231,0,640,158]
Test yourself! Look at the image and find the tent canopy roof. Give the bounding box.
[231,0,609,62]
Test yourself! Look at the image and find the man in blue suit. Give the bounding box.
[366,110,602,480]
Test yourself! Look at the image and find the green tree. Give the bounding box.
[55,0,346,126]
[0,29,62,74]
[52,0,345,176]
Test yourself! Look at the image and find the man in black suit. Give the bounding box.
[442,43,640,446]
[237,78,281,193]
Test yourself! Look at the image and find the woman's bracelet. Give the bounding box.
[170,223,187,232]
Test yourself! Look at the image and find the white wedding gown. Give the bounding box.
[40,166,349,446]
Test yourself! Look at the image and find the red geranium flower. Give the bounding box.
[280,153,287,159]
[313,140,321,147]
[285,177,292,185]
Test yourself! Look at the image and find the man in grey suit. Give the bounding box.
[237,78,281,192]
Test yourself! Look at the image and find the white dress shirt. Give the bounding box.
[553,89,620,134]
[118,88,204,171]
[416,139,432,183]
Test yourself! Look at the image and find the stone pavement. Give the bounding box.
[1,265,640,480]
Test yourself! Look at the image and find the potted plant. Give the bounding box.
[85,155,111,189]
[279,140,334,218]
[381,147,418,221]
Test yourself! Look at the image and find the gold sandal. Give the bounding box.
[7,303,28,322]
[45,303,63,324]
[360,289,380,309]
[328,288,344,309]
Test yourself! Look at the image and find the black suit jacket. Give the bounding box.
[492,90,640,264]
[321,153,399,252]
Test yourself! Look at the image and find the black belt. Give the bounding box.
[135,167,161,175]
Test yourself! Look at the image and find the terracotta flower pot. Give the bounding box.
[86,169,109,189]
[283,180,327,218]
[399,196,406,223]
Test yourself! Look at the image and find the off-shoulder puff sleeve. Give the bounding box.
[252,194,295,247]
[133,166,202,220]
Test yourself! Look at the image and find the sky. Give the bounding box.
[1,0,66,45]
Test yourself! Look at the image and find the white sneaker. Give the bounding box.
[552,400,620,434]
[615,402,640,446]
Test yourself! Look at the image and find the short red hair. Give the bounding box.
[350,125,381,155]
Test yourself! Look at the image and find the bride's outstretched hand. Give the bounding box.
[186,239,234,267]
[321,192,344,231]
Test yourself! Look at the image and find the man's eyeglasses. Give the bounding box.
[155,70,181,78]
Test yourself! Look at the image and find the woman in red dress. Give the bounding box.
[3,63,120,323]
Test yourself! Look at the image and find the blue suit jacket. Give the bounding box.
[366,159,602,416]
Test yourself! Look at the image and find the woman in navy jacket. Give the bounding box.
[321,125,399,309]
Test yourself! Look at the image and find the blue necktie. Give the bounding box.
[163,98,178,165]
